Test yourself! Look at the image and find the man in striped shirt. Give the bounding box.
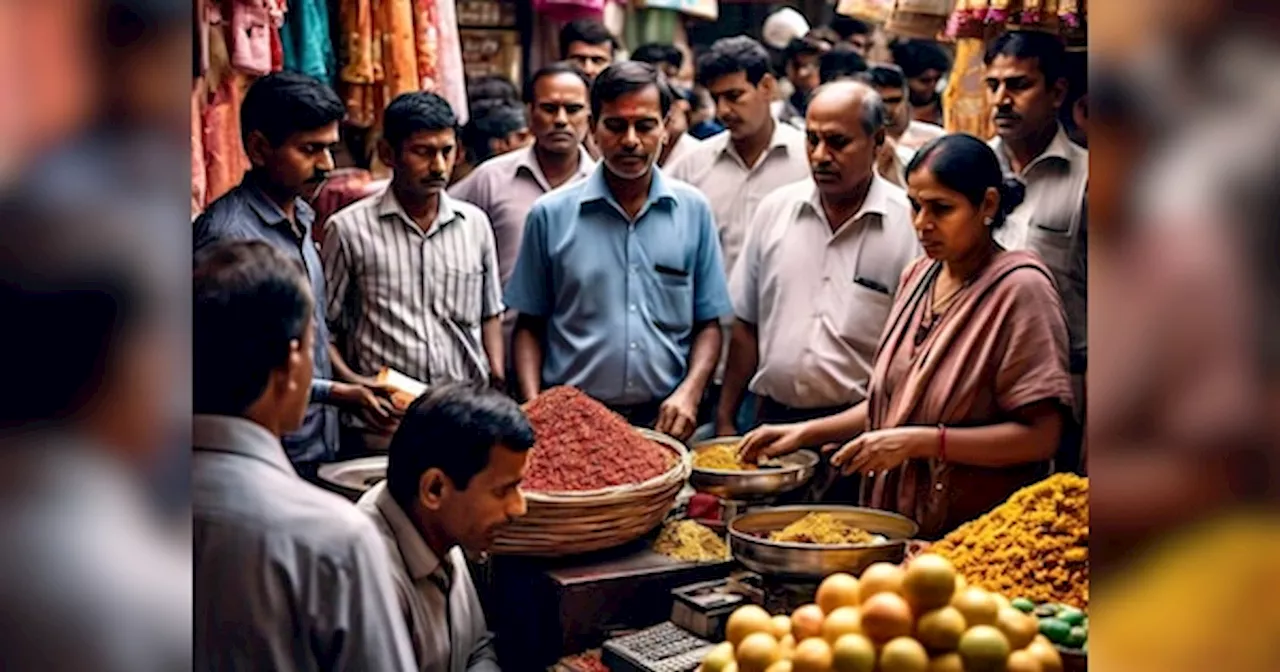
[323,92,505,453]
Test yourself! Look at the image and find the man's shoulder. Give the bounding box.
[667,131,729,176]
[530,177,589,216]
[460,149,524,187]
[326,190,384,231]
[450,196,495,230]
[194,187,254,234]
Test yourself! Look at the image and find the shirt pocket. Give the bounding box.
[839,283,894,352]
[650,271,694,333]
[434,267,485,327]
[1026,221,1076,278]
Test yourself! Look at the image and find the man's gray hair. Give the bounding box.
[810,79,885,137]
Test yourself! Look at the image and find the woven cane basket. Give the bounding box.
[491,428,691,557]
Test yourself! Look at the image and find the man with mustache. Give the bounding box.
[194,72,397,480]
[666,35,810,428]
[357,383,532,672]
[985,31,1088,472]
[716,81,918,441]
[450,63,596,382]
[505,61,732,440]
[324,92,506,454]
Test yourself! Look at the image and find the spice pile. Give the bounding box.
[692,443,756,471]
[523,386,675,492]
[769,513,876,545]
[653,520,730,562]
[931,472,1089,608]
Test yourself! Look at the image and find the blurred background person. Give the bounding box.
[631,42,684,81]
[891,38,952,126]
[778,35,831,128]
[858,64,945,187]
[659,85,704,168]
[559,18,616,83]
[819,43,870,85]
[686,85,725,140]
[830,14,873,56]
[193,241,415,671]
[466,75,521,109]
[453,102,532,185]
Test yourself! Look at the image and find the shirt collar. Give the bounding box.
[802,175,892,231]
[515,144,595,189]
[240,174,315,239]
[718,118,798,166]
[579,163,678,211]
[992,124,1078,177]
[192,414,296,476]
[376,186,463,234]
[369,481,447,582]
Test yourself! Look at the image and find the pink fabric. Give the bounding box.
[229,0,275,75]
[432,0,469,125]
[533,0,604,23]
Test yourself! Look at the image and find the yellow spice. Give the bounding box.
[770,512,876,545]
[693,443,757,471]
[653,520,731,562]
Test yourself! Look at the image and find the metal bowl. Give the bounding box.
[688,437,818,500]
[316,456,387,500]
[728,505,920,580]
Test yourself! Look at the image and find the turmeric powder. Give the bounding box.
[931,473,1088,608]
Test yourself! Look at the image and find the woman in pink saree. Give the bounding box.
[740,134,1075,538]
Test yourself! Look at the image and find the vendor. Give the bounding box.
[358,382,532,672]
[504,62,732,440]
[740,134,1074,538]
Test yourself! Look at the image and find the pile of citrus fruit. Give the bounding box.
[698,554,1066,672]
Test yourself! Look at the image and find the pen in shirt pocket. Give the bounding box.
[853,275,891,295]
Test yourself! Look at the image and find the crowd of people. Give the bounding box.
[193,14,1087,671]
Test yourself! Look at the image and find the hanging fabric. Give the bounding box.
[281,0,337,82]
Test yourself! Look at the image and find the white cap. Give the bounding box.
[762,7,810,50]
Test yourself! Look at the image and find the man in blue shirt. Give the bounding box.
[505,62,733,441]
[194,72,396,478]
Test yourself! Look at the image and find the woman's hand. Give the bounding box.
[827,427,935,475]
[739,423,809,464]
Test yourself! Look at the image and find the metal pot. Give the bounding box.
[728,505,919,580]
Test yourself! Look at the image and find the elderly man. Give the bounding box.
[504,62,732,440]
[717,80,920,436]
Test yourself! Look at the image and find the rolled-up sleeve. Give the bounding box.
[502,205,551,317]
[691,200,733,323]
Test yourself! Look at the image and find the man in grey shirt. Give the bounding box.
[193,241,416,671]
[359,383,533,672]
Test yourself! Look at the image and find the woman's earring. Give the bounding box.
[984,216,994,227]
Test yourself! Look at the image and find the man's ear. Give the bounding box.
[245,130,272,168]
[759,73,778,98]
[418,468,449,511]
[376,137,396,170]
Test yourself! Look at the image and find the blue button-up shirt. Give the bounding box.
[193,175,338,465]
[504,166,732,406]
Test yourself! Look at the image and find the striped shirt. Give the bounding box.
[322,188,504,389]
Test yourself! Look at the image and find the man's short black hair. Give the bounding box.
[859,64,908,91]
[891,39,952,79]
[819,44,869,84]
[385,383,535,510]
[240,71,345,147]
[830,15,872,40]
[984,30,1067,85]
[467,74,520,105]
[193,240,312,417]
[783,36,827,67]
[631,43,684,70]
[559,19,617,58]
[462,103,527,163]
[590,61,673,120]
[383,92,458,152]
[696,35,773,88]
[523,62,592,104]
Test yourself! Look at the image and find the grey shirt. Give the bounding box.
[193,176,338,465]
[193,415,416,672]
[358,482,500,672]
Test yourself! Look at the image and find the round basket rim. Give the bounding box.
[520,427,691,500]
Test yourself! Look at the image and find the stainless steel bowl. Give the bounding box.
[688,437,818,500]
[728,505,920,580]
[316,456,387,499]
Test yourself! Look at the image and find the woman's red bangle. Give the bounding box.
[938,423,947,462]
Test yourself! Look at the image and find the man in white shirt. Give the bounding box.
[193,240,416,671]
[858,64,945,188]
[717,80,920,435]
[359,383,533,672]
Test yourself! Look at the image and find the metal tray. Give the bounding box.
[728,505,919,580]
[316,455,387,498]
[687,437,818,500]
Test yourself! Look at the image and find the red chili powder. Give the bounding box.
[523,387,675,492]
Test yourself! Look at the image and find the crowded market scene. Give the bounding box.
[192,0,1089,670]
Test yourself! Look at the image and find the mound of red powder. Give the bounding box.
[523,386,675,493]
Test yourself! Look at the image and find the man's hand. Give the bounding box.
[331,382,401,433]
[739,423,809,464]
[655,387,699,441]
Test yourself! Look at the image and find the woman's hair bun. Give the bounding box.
[996,178,1026,222]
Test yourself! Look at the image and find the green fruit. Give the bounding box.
[1039,618,1071,644]
[1064,626,1087,649]
[1011,598,1035,613]
[1057,607,1085,626]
